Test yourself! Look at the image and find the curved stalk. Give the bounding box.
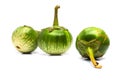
[53,5,60,27]
[87,47,102,69]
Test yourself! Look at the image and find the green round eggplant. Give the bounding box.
[12,25,38,54]
[38,5,72,55]
[76,27,110,68]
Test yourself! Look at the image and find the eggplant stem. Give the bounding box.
[53,5,60,27]
[87,47,102,69]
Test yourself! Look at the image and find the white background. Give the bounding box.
[0,0,119,80]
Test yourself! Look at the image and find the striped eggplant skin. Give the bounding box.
[37,5,72,55]
[12,25,38,53]
[38,27,72,55]
[76,27,110,58]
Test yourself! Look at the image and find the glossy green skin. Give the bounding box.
[76,27,110,58]
[12,26,38,53]
[38,27,72,55]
